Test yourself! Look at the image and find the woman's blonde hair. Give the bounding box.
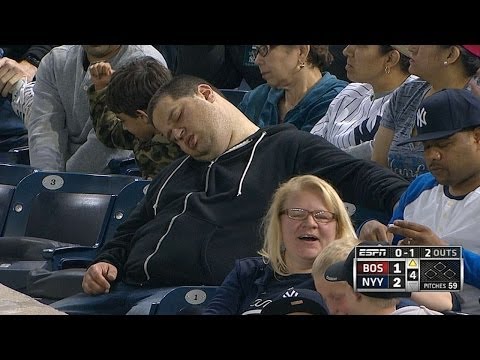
[258,175,356,276]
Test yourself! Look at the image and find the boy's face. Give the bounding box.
[314,277,358,315]
[116,113,154,141]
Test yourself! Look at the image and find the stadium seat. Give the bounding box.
[344,202,391,231]
[0,146,30,165]
[0,171,135,291]
[46,179,151,271]
[25,179,150,301]
[149,286,218,315]
[108,157,141,177]
[0,163,36,186]
[220,89,248,107]
[0,164,37,236]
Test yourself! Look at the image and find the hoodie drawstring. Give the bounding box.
[153,156,190,216]
[237,131,266,196]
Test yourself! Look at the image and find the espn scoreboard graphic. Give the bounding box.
[354,246,463,293]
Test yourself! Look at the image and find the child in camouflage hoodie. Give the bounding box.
[88,56,183,179]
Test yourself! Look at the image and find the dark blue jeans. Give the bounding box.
[50,282,176,315]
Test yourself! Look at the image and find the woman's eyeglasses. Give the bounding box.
[253,45,273,58]
[280,208,336,224]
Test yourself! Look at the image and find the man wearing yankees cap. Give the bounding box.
[360,88,480,314]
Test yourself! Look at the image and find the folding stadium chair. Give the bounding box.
[220,89,248,107]
[25,179,151,301]
[0,171,135,291]
[0,164,37,236]
[108,157,141,177]
[344,202,391,231]
[149,286,218,315]
[0,146,30,165]
[45,179,151,270]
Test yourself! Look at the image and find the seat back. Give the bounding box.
[0,185,15,235]
[0,171,135,291]
[344,202,391,230]
[2,171,135,244]
[26,192,113,247]
[0,163,37,185]
[0,185,15,236]
[0,164,37,236]
[149,286,218,315]
[108,157,141,177]
[102,179,151,245]
[220,89,248,107]
[49,179,151,270]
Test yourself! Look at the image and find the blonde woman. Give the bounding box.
[205,174,356,315]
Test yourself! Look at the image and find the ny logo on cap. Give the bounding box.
[416,107,427,128]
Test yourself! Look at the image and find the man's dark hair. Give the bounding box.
[105,56,172,116]
[147,74,221,124]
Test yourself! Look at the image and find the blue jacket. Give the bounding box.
[239,72,347,132]
[204,257,315,315]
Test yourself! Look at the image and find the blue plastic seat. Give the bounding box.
[0,171,135,291]
[25,179,151,301]
[149,286,218,315]
[220,89,248,107]
[46,179,151,270]
[0,164,37,236]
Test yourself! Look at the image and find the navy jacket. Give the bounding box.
[204,257,315,315]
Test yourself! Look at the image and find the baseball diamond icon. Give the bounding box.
[424,262,456,279]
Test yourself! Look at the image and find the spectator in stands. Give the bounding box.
[169,45,265,90]
[204,175,356,314]
[88,57,183,179]
[260,287,329,315]
[360,89,480,314]
[371,45,480,181]
[313,240,443,315]
[50,74,408,315]
[27,45,166,173]
[311,45,414,160]
[0,45,55,152]
[239,45,348,132]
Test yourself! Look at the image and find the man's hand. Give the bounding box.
[82,261,118,295]
[358,220,393,242]
[387,219,447,246]
[89,62,114,91]
[0,57,34,97]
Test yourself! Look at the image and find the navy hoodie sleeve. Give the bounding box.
[92,195,153,278]
[296,130,409,213]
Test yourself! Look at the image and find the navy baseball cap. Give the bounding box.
[324,241,411,299]
[261,288,329,315]
[398,89,480,145]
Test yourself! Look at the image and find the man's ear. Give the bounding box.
[136,110,149,124]
[198,84,215,102]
